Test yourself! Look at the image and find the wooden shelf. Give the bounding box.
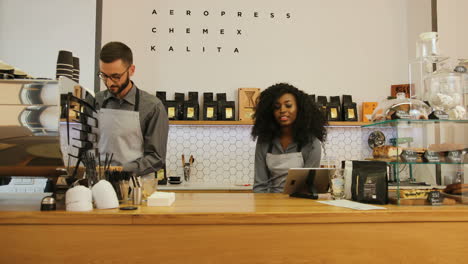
[169,120,253,125]
[328,121,371,127]
[60,119,369,126]
[169,120,370,126]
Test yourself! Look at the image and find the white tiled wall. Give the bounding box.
[167,125,255,184]
[60,124,397,184]
[166,125,391,184]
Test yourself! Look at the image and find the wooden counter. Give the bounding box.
[2,193,468,263]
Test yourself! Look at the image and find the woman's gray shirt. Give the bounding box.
[253,137,322,193]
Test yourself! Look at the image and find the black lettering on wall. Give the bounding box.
[146,8,293,54]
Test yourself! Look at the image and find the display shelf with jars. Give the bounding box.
[362,119,468,205]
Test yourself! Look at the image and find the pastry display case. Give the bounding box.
[362,119,468,205]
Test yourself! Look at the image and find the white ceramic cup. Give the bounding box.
[65,185,93,212]
[91,180,119,209]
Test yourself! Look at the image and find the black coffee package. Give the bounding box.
[156,91,166,103]
[309,94,316,104]
[165,101,179,120]
[316,96,328,119]
[203,101,218,120]
[220,101,235,121]
[342,95,357,121]
[343,102,358,121]
[351,160,388,204]
[327,96,342,121]
[204,92,214,103]
[184,91,199,120]
[174,92,184,102]
[174,93,185,120]
[216,93,227,101]
[327,102,341,121]
[183,101,199,120]
[216,93,227,119]
[188,92,198,102]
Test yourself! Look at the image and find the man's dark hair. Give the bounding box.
[251,83,327,145]
[100,41,133,66]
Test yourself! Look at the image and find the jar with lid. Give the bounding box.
[424,64,465,120]
[371,93,431,121]
[454,59,468,115]
[416,32,440,58]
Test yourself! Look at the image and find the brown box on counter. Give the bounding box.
[238,88,260,121]
[362,102,378,122]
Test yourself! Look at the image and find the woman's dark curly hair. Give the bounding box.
[251,83,327,145]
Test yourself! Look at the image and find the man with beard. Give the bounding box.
[94,41,168,178]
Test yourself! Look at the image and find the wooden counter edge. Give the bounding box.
[3,209,468,225]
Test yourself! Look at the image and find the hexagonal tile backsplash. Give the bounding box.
[60,125,392,185]
[167,125,375,184]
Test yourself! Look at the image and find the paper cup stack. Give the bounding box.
[56,50,74,81]
[0,60,15,79]
[72,57,80,83]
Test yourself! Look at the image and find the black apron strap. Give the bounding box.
[267,142,274,153]
[101,98,109,109]
[134,88,140,112]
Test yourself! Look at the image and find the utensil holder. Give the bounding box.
[132,187,142,205]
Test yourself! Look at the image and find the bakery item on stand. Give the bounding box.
[444,183,468,195]
[372,145,401,159]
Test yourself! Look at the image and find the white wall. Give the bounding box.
[438,0,468,60]
[406,0,432,60]
[102,0,424,110]
[0,0,434,110]
[0,0,96,90]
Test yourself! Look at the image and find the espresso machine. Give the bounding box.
[0,77,98,208]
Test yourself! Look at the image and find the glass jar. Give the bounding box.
[424,64,464,119]
[454,59,468,114]
[416,32,439,58]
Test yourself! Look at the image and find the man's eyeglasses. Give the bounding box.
[97,66,130,82]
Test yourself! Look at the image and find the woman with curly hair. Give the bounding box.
[251,83,327,193]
